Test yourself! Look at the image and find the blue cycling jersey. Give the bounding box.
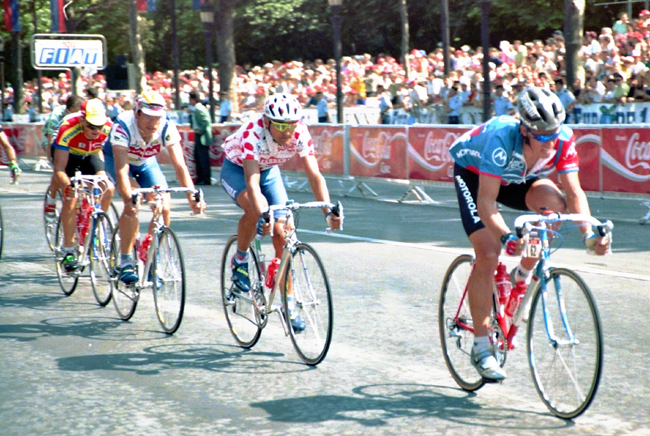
[448,115,578,185]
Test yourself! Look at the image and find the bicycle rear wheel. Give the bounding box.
[439,254,485,391]
[89,212,114,306]
[282,243,333,366]
[110,225,138,320]
[527,268,603,419]
[44,188,62,252]
[220,235,262,348]
[152,227,186,334]
[54,215,79,296]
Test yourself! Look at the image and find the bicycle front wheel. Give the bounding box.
[220,235,262,348]
[89,212,114,306]
[54,215,79,296]
[527,267,603,419]
[110,225,138,320]
[152,227,186,334]
[439,254,485,391]
[282,243,333,366]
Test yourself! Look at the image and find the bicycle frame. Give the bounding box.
[59,172,111,276]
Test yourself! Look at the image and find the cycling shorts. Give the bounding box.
[104,144,167,189]
[220,159,288,216]
[453,164,537,237]
[64,153,105,178]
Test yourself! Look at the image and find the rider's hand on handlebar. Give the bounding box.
[584,231,611,255]
[326,202,344,231]
[256,212,272,237]
[501,232,524,256]
[189,198,206,215]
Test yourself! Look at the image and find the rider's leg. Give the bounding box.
[61,196,78,248]
[468,227,500,338]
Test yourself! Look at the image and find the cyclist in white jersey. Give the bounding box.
[104,90,205,284]
[220,93,342,332]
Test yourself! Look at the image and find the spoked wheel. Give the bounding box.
[152,227,186,334]
[282,243,333,366]
[44,188,62,252]
[54,215,79,296]
[89,212,114,306]
[527,268,603,419]
[110,225,138,320]
[438,254,485,391]
[220,235,262,348]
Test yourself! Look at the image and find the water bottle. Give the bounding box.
[495,262,511,306]
[265,257,281,289]
[139,234,153,263]
[77,197,93,241]
[505,281,527,318]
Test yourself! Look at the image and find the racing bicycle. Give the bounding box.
[109,187,202,335]
[439,212,612,419]
[53,171,115,306]
[220,200,342,366]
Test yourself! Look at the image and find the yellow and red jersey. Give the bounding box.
[53,113,112,156]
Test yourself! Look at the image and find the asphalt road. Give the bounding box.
[1,161,649,436]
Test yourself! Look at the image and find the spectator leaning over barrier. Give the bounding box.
[377,84,393,124]
[304,89,330,123]
[444,81,464,125]
[218,92,232,123]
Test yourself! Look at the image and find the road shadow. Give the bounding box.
[250,383,574,430]
[0,270,60,287]
[56,343,310,376]
[0,316,127,342]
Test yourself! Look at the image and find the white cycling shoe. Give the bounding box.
[471,347,507,381]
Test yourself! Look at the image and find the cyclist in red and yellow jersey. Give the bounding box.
[52,98,115,272]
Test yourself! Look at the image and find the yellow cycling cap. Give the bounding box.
[84,98,108,126]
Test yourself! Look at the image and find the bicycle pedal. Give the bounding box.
[482,378,503,384]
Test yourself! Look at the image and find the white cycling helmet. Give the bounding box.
[135,90,166,117]
[264,93,301,122]
[517,86,565,132]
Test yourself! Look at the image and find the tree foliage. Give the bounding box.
[0,0,640,82]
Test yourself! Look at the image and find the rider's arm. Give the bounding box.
[559,171,610,254]
[113,146,133,203]
[477,173,510,239]
[242,160,267,218]
[166,141,203,213]
[53,148,71,192]
[301,154,342,230]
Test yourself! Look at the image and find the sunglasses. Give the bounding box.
[530,130,560,142]
[85,121,103,131]
[271,120,298,132]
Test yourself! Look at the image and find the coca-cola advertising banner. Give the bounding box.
[177,124,238,179]
[278,125,345,173]
[600,127,650,194]
[408,126,466,182]
[572,128,601,192]
[349,126,408,179]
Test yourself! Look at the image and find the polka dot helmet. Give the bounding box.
[264,93,301,122]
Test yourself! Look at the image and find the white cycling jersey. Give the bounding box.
[108,111,181,166]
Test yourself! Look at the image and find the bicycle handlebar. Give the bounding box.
[513,213,614,238]
[130,187,203,206]
[261,200,344,238]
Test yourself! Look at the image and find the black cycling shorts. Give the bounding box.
[453,164,537,237]
[64,153,105,178]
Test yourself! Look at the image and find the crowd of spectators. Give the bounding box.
[5,10,650,124]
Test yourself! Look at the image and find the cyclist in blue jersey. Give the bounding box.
[448,86,610,381]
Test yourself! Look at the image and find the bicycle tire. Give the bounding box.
[152,227,186,334]
[527,267,603,419]
[282,243,333,366]
[44,188,62,252]
[53,214,80,296]
[110,224,138,320]
[220,235,262,348]
[439,254,485,391]
[89,212,114,306]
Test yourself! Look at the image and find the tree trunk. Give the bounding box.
[129,0,147,94]
[9,32,23,115]
[399,0,410,79]
[215,0,238,113]
[564,0,584,91]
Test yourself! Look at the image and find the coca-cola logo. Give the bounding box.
[312,129,333,158]
[625,132,650,172]
[361,131,395,164]
[423,131,456,168]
